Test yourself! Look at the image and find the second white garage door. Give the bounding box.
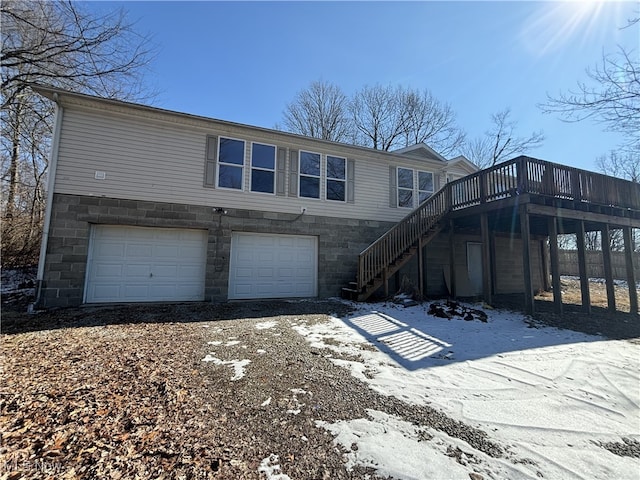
[229,233,317,300]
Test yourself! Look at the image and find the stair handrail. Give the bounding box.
[356,156,640,292]
[357,184,451,289]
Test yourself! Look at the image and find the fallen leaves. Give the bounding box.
[0,324,229,479]
[1,301,361,479]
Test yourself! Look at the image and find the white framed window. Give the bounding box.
[326,155,346,202]
[217,137,245,190]
[397,167,414,208]
[250,142,276,194]
[299,150,321,199]
[418,170,434,203]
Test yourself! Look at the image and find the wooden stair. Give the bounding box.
[342,224,443,301]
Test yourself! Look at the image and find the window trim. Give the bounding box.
[250,141,276,195]
[216,136,246,191]
[417,170,434,204]
[298,150,322,200]
[397,167,414,208]
[325,154,347,202]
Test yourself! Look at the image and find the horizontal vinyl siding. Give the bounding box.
[54,107,445,222]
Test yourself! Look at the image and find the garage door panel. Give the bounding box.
[91,284,121,300]
[155,245,180,258]
[234,267,253,278]
[278,267,294,278]
[234,283,253,295]
[124,285,150,298]
[126,244,152,257]
[178,265,205,278]
[279,238,294,247]
[257,251,275,262]
[257,267,274,278]
[96,242,125,257]
[86,225,207,303]
[180,245,206,257]
[154,267,178,280]
[229,232,317,300]
[125,263,151,275]
[94,263,124,278]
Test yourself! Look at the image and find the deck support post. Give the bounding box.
[623,226,638,315]
[418,238,424,299]
[449,219,456,298]
[383,268,389,299]
[548,217,563,314]
[490,231,497,294]
[575,220,591,313]
[601,224,616,313]
[520,205,534,314]
[480,213,492,305]
[541,238,551,291]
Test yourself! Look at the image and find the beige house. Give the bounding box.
[32,86,639,314]
[33,86,479,307]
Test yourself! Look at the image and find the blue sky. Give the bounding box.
[91,1,638,172]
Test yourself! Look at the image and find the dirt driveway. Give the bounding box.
[1,295,638,479]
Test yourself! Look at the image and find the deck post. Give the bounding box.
[541,239,551,291]
[575,220,591,313]
[490,231,497,294]
[480,213,492,304]
[520,205,534,314]
[601,224,616,313]
[383,267,389,298]
[449,219,456,298]
[622,226,638,315]
[548,217,563,314]
[418,237,424,299]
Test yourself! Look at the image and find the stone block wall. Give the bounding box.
[38,194,394,307]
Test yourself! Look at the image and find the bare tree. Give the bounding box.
[281,82,466,154]
[1,0,155,266]
[350,84,406,151]
[462,108,545,168]
[281,80,351,142]
[596,149,640,183]
[398,88,466,156]
[540,47,640,152]
[595,149,639,252]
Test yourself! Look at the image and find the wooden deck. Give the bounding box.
[346,156,640,314]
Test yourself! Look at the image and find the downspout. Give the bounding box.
[31,94,63,311]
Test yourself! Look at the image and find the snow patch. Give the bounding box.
[1,267,36,297]
[316,409,527,480]
[201,355,250,381]
[295,301,640,480]
[258,454,291,480]
[255,320,278,330]
[286,388,310,415]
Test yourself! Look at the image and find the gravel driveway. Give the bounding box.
[2,297,638,479]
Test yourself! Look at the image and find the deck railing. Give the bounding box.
[356,156,640,291]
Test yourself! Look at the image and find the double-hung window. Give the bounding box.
[326,155,346,202]
[299,151,321,199]
[251,142,276,194]
[418,171,434,203]
[217,137,245,190]
[397,167,414,208]
[396,168,434,208]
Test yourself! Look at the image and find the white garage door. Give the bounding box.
[85,225,207,303]
[229,233,317,300]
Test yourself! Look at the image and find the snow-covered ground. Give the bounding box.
[295,301,640,480]
[1,267,36,295]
